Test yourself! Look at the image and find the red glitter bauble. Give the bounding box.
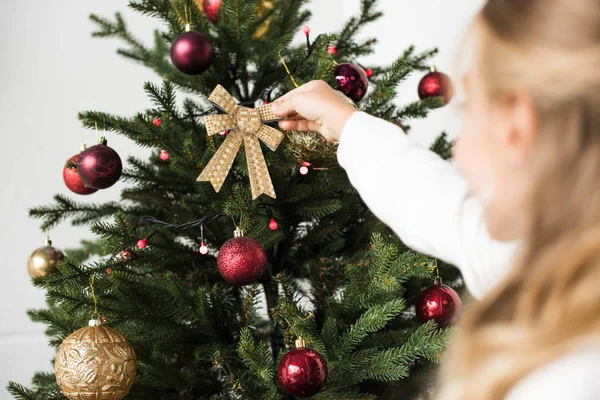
[217,235,266,286]
[278,345,327,397]
[416,279,462,328]
[417,70,454,105]
[63,154,98,195]
[170,30,214,75]
[77,141,122,190]
[203,0,221,23]
[334,63,369,102]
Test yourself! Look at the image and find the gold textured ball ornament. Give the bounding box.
[55,320,136,400]
[27,237,64,278]
[285,90,356,168]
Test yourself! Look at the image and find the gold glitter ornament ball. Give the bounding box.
[27,237,64,278]
[55,320,136,400]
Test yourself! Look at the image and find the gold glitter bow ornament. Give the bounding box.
[197,85,284,199]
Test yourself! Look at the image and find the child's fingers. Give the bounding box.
[278,119,319,132]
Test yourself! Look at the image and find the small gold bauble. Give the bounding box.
[55,321,136,400]
[254,0,274,38]
[285,91,356,167]
[27,237,64,278]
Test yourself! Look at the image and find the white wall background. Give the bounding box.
[0,0,483,396]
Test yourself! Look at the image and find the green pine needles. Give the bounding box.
[10,0,461,399]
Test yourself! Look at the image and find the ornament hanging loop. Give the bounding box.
[295,336,306,348]
[234,228,244,238]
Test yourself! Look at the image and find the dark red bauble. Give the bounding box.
[63,154,98,195]
[334,63,369,102]
[170,30,214,75]
[217,236,266,286]
[77,142,122,190]
[416,279,462,328]
[203,0,221,24]
[418,71,454,105]
[278,347,328,397]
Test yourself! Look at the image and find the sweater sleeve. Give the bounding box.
[337,111,518,299]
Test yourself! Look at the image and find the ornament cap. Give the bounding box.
[430,66,437,73]
[80,143,88,152]
[88,319,100,327]
[234,228,244,238]
[433,277,442,286]
[44,236,52,246]
[98,136,108,146]
[295,336,306,349]
[184,23,192,32]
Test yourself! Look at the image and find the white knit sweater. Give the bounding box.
[337,111,600,399]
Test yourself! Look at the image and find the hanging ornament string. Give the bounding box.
[278,54,300,89]
[89,274,100,321]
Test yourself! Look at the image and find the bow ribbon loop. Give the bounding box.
[197,85,283,199]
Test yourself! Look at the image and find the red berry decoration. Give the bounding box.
[159,150,170,161]
[137,238,148,249]
[334,63,369,102]
[170,26,214,75]
[63,153,98,195]
[268,218,278,231]
[203,0,221,24]
[278,337,327,397]
[77,138,122,190]
[417,68,454,106]
[416,278,462,328]
[217,229,266,286]
[152,117,161,127]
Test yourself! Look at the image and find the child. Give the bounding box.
[271,0,600,398]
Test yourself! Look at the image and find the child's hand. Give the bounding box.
[271,80,357,142]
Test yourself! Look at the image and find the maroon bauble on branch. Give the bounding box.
[278,337,328,397]
[417,68,454,106]
[170,26,214,75]
[334,63,369,102]
[203,0,221,24]
[416,278,462,328]
[217,230,266,286]
[77,138,122,190]
[63,153,98,195]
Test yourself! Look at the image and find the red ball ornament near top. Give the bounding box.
[334,63,369,102]
[203,0,221,24]
[278,337,328,397]
[217,229,266,286]
[170,25,214,75]
[63,152,98,195]
[77,137,122,190]
[416,278,462,328]
[418,68,454,106]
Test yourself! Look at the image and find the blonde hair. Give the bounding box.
[436,0,600,399]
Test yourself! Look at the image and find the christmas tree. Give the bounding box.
[8,0,463,399]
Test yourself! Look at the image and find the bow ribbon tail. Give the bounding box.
[244,133,276,199]
[197,130,244,192]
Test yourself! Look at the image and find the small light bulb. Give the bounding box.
[160,150,169,161]
[299,166,309,175]
[199,242,209,255]
[327,45,337,55]
[137,238,148,249]
[268,218,278,231]
[153,117,161,127]
[302,26,311,35]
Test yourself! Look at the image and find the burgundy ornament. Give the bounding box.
[63,153,98,195]
[416,278,462,328]
[217,230,266,286]
[77,138,122,190]
[418,69,454,106]
[334,63,369,102]
[170,27,214,75]
[278,337,327,397]
[203,0,221,24]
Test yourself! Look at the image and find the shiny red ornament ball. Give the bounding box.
[217,235,266,286]
[203,0,221,24]
[77,141,122,190]
[152,117,161,127]
[365,68,373,77]
[416,278,462,328]
[268,218,278,231]
[278,347,328,397]
[199,242,209,255]
[159,150,170,161]
[137,238,148,249]
[63,154,98,195]
[327,45,337,55]
[334,63,369,102]
[302,26,311,35]
[418,70,454,105]
[170,30,214,75]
